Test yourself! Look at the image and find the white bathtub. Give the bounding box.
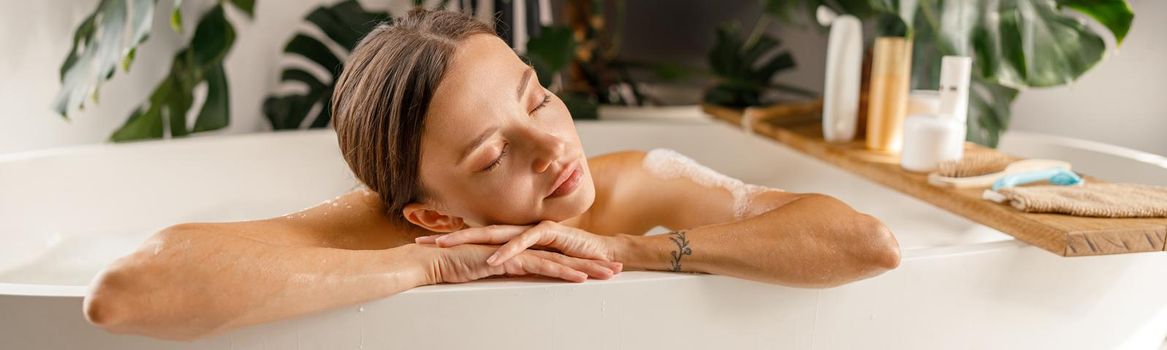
[2,119,1166,349]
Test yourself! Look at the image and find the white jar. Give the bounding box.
[900,114,966,173]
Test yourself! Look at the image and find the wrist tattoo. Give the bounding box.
[668,230,692,272]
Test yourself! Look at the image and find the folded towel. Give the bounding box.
[997,183,1167,218]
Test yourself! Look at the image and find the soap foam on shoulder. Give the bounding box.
[641,148,781,219]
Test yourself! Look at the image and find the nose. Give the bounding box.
[526,127,567,174]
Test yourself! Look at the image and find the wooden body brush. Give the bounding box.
[927,153,1073,189]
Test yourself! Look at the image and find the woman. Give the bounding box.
[83,8,901,341]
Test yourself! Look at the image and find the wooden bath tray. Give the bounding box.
[702,101,1167,257]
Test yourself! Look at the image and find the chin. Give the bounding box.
[542,176,596,222]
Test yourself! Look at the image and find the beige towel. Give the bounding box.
[997,183,1167,218]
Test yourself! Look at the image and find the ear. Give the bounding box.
[402,202,465,233]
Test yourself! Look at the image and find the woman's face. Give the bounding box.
[411,34,595,228]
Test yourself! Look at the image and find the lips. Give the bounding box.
[546,159,582,199]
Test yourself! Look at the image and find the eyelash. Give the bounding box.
[533,92,551,113]
[483,142,509,172]
[481,92,550,173]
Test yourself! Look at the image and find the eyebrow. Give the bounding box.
[458,67,535,166]
[516,67,534,100]
[458,126,498,166]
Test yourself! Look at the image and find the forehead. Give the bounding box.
[424,35,527,139]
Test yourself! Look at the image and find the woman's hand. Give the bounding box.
[414,221,619,268]
[411,243,621,284]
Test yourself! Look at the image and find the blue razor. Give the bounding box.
[991,168,1084,191]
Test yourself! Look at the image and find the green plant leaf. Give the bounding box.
[911,5,1020,147]
[228,0,256,18]
[1057,0,1133,44]
[193,63,230,132]
[526,26,576,73]
[559,92,599,120]
[170,0,183,33]
[110,5,236,142]
[123,0,154,71]
[307,0,386,50]
[704,21,807,108]
[166,64,194,137]
[286,34,342,73]
[264,69,327,129]
[965,78,1019,147]
[708,23,734,77]
[911,0,1129,89]
[264,0,389,130]
[60,13,98,80]
[907,0,1131,146]
[110,88,167,141]
[523,54,554,88]
[764,0,1132,147]
[190,5,236,67]
[55,0,159,118]
[761,0,810,24]
[762,0,894,27]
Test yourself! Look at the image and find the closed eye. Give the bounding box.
[481,142,509,172]
[531,91,551,114]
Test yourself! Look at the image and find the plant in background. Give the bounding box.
[524,0,699,119]
[59,0,600,140]
[702,19,817,109]
[263,1,388,130]
[755,0,1135,147]
[55,0,255,141]
[522,0,634,120]
[56,0,471,141]
[523,25,601,119]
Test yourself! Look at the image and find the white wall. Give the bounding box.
[1010,0,1167,156]
[1,0,1165,156]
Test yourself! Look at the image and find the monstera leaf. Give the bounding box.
[170,0,255,33]
[263,0,388,130]
[110,5,236,141]
[909,0,1133,146]
[57,0,253,141]
[55,0,154,118]
[915,0,1127,89]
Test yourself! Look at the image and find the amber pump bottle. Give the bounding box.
[865,37,913,153]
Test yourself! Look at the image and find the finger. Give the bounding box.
[528,250,614,280]
[436,225,527,247]
[486,229,548,266]
[414,234,444,244]
[599,260,624,274]
[508,254,587,283]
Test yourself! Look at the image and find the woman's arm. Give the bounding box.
[83,189,428,340]
[611,151,901,287]
[85,224,429,340]
[613,192,900,287]
[84,188,620,340]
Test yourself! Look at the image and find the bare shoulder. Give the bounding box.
[202,186,423,250]
[585,149,651,197]
[586,150,647,176]
[582,150,660,235]
[584,149,803,232]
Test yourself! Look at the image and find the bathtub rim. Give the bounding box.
[1,124,1163,170]
[0,240,1030,298]
[2,124,1159,297]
